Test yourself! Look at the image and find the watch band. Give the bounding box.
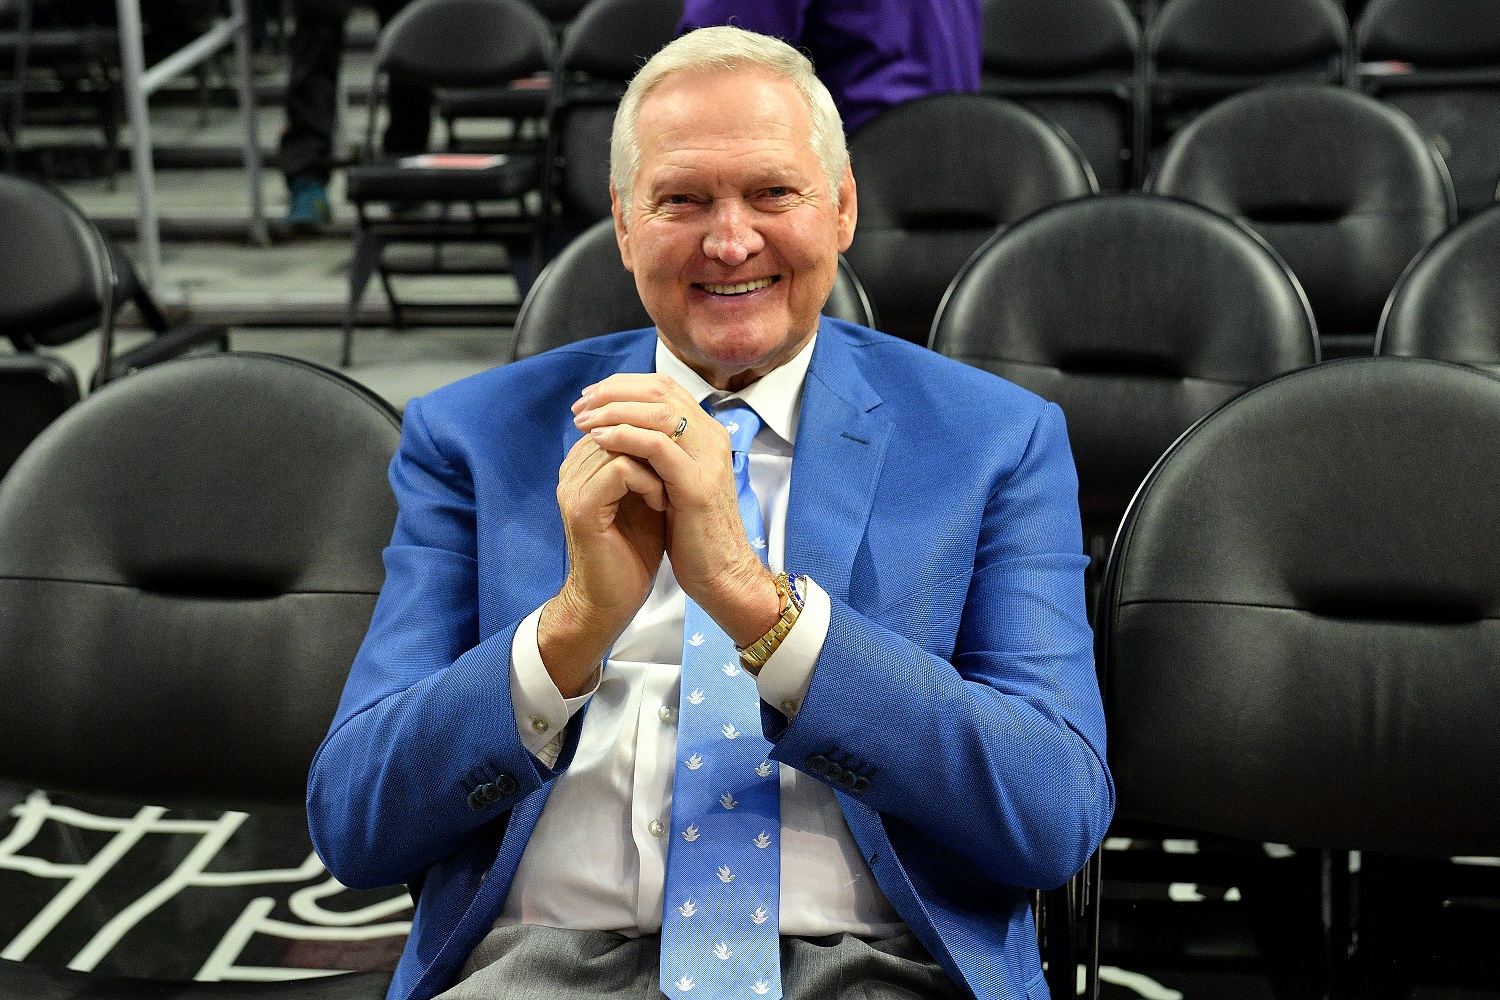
[737,571,804,674]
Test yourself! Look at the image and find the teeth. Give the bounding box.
[701,277,775,295]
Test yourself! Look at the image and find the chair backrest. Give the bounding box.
[1356,0,1500,220]
[540,0,683,243]
[1148,0,1348,154]
[980,0,1142,189]
[0,353,402,812]
[0,352,79,482]
[1357,0,1500,68]
[0,172,114,351]
[376,0,556,90]
[511,217,877,361]
[845,93,1097,346]
[1150,0,1348,77]
[930,193,1316,545]
[1099,357,1500,857]
[1376,202,1500,371]
[1148,83,1453,355]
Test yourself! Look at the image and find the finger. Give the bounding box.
[609,454,669,511]
[587,422,718,497]
[572,399,681,437]
[572,372,691,414]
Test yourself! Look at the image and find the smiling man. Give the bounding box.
[308,26,1111,1000]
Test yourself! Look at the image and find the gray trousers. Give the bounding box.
[434,925,970,1000]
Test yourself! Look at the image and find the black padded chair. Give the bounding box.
[510,216,876,361]
[980,0,1143,190]
[536,0,683,264]
[1092,356,1500,996]
[342,0,557,367]
[845,93,1097,346]
[1148,83,1454,358]
[1376,201,1500,370]
[930,193,1317,598]
[0,352,76,482]
[0,351,402,996]
[1146,0,1349,158]
[1356,0,1500,221]
[0,171,230,403]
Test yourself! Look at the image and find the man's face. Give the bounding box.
[612,67,857,392]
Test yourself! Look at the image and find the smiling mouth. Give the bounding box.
[698,276,779,296]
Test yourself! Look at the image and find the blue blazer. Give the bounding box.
[308,319,1112,1000]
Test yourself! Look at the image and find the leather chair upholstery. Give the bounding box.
[980,0,1142,189]
[0,353,401,811]
[0,353,401,992]
[930,193,1316,559]
[1377,202,1500,371]
[1356,0,1500,220]
[1101,355,1500,852]
[845,93,1096,345]
[1148,83,1454,357]
[1092,356,1500,992]
[511,217,877,361]
[0,353,78,482]
[1151,0,1348,78]
[1147,0,1348,150]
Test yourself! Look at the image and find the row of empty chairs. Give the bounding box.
[983,0,1500,210]
[846,81,1458,354]
[0,171,230,480]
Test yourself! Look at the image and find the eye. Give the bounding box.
[765,186,791,199]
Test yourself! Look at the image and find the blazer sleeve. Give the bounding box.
[307,396,570,891]
[767,402,1113,890]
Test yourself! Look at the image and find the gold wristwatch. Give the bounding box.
[736,571,804,674]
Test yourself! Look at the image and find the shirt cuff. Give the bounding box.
[754,574,829,721]
[511,604,599,767]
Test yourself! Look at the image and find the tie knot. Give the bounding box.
[713,405,762,455]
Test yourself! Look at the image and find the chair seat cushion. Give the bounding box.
[346,154,540,202]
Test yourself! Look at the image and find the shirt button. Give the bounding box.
[648,819,665,837]
[780,698,800,716]
[530,717,550,734]
[658,705,677,724]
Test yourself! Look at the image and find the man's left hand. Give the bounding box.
[572,373,781,647]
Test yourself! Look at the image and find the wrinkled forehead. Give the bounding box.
[632,67,818,173]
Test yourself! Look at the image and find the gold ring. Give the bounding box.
[671,416,689,440]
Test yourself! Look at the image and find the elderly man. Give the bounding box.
[308,25,1111,1000]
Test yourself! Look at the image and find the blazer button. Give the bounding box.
[466,785,494,812]
[823,761,845,781]
[806,754,828,775]
[496,774,518,795]
[851,776,871,794]
[837,770,858,790]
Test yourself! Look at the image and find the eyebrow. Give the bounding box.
[643,163,814,201]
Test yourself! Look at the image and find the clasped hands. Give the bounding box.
[538,373,781,696]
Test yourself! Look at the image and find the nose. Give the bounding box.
[701,199,765,266]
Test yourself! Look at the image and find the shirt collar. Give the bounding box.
[653,332,815,447]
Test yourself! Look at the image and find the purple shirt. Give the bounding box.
[680,0,983,133]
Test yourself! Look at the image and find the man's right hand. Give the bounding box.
[539,434,667,696]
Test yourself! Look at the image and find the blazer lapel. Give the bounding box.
[786,322,892,601]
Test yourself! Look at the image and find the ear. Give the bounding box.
[611,183,635,273]
[835,166,857,253]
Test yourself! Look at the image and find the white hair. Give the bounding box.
[609,25,849,219]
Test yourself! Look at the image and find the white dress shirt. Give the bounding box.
[497,334,904,938]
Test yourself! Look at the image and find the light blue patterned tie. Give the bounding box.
[661,405,781,1000]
